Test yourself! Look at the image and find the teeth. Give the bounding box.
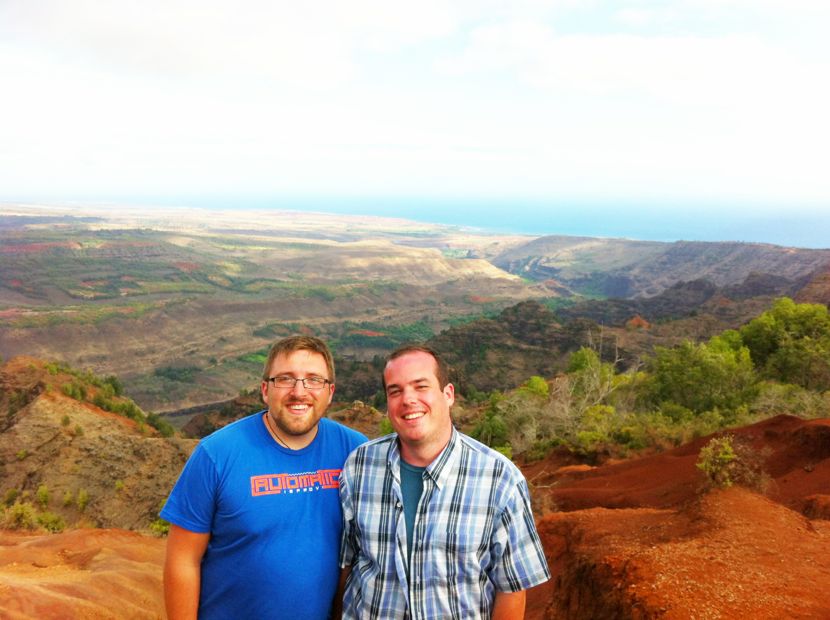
[403,412,424,420]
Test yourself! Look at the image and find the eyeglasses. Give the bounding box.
[266,375,331,391]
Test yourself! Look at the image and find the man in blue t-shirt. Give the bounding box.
[161,336,366,620]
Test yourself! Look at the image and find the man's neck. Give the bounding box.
[398,433,451,468]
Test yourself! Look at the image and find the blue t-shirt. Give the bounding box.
[161,413,366,620]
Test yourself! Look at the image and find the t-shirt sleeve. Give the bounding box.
[159,443,219,534]
[488,479,551,592]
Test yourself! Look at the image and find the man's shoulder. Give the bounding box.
[456,431,524,476]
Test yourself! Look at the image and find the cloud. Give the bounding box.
[0,0,828,206]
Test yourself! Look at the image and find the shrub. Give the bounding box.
[471,397,509,448]
[147,412,175,437]
[378,417,393,435]
[697,436,737,489]
[77,489,90,512]
[16,450,28,461]
[696,434,769,492]
[61,414,71,427]
[525,438,561,462]
[519,376,549,399]
[37,511,66,533]
[61,382,87,401]
[62,490,74,507]
[36,484,49,508]
[114,480,125,492]
[3,488,19,506]
[2,501,37,530]
[149,518,170,537]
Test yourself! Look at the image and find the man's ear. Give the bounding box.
[260,381,269,405]
[443,383,455,408]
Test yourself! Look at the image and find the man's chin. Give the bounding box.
[277,415,321,437]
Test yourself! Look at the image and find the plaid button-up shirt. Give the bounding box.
[339,429,550,619]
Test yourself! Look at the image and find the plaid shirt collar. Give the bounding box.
[386,426,460,491]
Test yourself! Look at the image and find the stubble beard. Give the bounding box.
[272,400,324,437]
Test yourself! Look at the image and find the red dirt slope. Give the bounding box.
[0,528,165,619]
[526,414,829,514]
[525,414,830,619]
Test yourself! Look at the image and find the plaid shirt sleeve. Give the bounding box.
[488,477,550,592]
[339,453,357,568]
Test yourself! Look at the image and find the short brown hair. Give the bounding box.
[262,336,335,383]
[384,344,449,389]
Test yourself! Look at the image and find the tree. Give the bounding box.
[740,297,830,390]
[647,335,758,415]
[471,393,509,448]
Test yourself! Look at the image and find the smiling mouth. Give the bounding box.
[402,412,424,420]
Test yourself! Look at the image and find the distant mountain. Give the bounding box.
[493,236,830,298]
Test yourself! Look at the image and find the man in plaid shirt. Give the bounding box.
[337,345,550,619]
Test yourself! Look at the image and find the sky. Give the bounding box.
[1,1,828,247]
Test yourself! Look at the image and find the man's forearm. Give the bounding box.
[163,525,209,620]
[164,558,202,620]
[492,589,526,620]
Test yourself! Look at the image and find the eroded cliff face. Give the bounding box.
[532,490,830,619]
[524,415,830,619]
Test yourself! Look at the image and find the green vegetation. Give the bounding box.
[696,435,769,492]
[77,489,90,512]
[332,320,435,350]
[469,298,830,463]
[147,412,175,437]
[45,360,178,436]
[149,517,171,536]
[378,417,394,435]
[36,484,49,509]
[739,298,830,390]
[1,500,67,533]
[3,489,19,506]
[1,501,37,530]
[37,511,66,533]
[154,365,200,383]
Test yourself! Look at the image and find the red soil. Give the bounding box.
[172,262,199,272]
[0,529,166,619]
[0,242,80,254]
[351,329,387,337]
[524,414,830,618]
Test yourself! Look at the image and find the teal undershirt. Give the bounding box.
[399,459,426,580]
